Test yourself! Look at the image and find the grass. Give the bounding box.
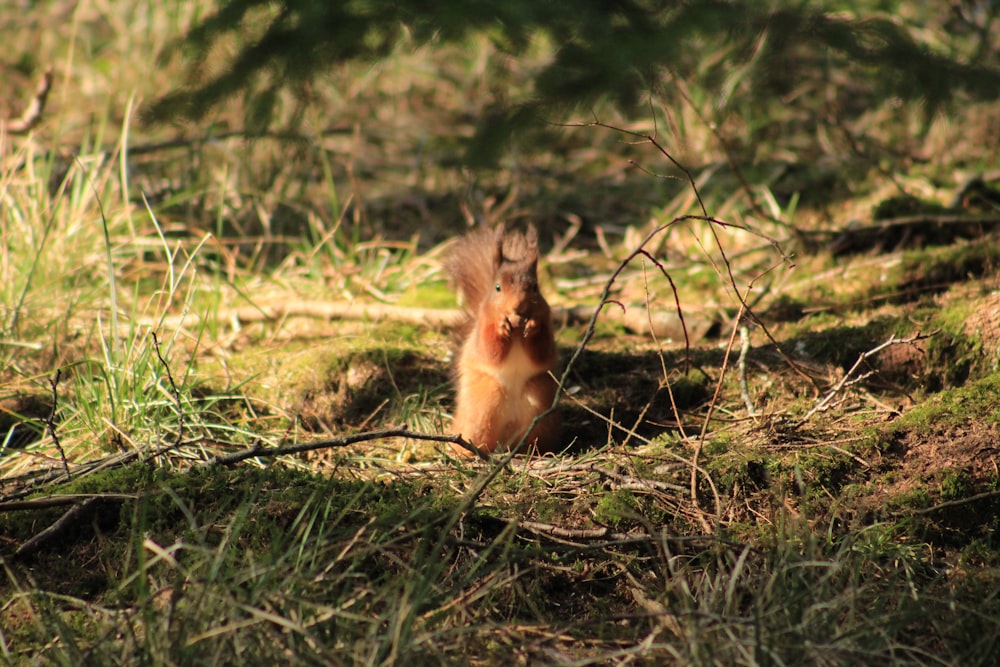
[5,464,1000,665]
[2,0,1000,664]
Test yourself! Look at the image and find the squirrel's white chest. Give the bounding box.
[455,334,553,449]
[496,338,543,390]
[461,336,545,395]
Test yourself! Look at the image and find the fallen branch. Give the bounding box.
[46,369,70,479]
[798,331,935,424]
[15,497,100,559]
[518,520,751,552]
[911,488,1000,516]
[0,441,185,503]
[829,214,1000,255]
[200,429,484,466]
[0,493,138,512]
[141,300,666,334]
[143,300,464,331]
[520,520,633,542]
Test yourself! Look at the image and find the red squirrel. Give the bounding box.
[444,223,560,456]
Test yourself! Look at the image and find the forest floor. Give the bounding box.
[2,2,1000,664]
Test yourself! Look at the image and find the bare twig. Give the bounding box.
[1,440,192,503]
[46,369,70,479]
[0,493,138,512]
[15,497,100,559]
[141,301,464,331]
[911,488,1000,516]
[666,69,795,231]
[692,300,747,520]
[151,332,184,449]
[798,332,936,424]
[555,217,698,406]
[738,324,757,418]
[200,429,484,467]
[562,114,708,218]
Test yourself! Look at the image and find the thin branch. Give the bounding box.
[141,301,663,337]
[798,331,936,424]
[561,115,708,218]
[738,324,757,418]
[911,488,1000,516]
[46,369,70,479]
[666,68,795,231]
[15,498,100,559]
[141,301,465,331]
[0,493,138,512]
[199,430,483,467]
[151,332,184,449]
[692,300,746,520]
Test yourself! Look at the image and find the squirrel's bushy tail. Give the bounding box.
[445,224,538,310]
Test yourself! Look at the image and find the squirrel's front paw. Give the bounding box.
[522,318,538,338]
[498,317,513,339]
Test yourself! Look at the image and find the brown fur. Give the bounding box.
[444,224,560,456]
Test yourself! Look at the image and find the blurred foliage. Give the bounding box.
[152,0,1000,164]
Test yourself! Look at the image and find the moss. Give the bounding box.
[872,194,950,220]
[200,329,449,437]
[705,449,773,495]
[920,295,998,388]
[959,539,1000,567]
[795,317,897,369]
[593,490,640,528]
[785,450,859,501]
[891,373,1000,431]
[1,464,457,566]
[889,487,931,511]
[669,372,711,410]
[900,241,1000,295]
[395,279,457,309]
[702,435,731,457]
[940,468,973,502]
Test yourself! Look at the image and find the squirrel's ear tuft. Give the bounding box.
[524,223,539,248]
[493,226,505,265]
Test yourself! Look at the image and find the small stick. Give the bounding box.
[46,369,70,479]
[200,429,484,467]
[738,324,757,417]
[151,332,184,449]
[798,331,935,424]
[15,497,99,558]
[0,493,137,513]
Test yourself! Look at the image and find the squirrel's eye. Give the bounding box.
[495,283,501,292]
